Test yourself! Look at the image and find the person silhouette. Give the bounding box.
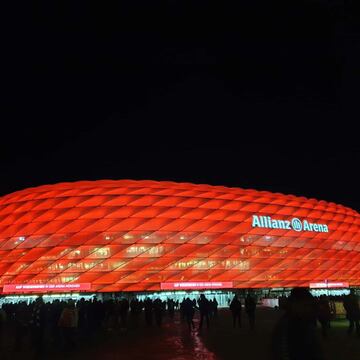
[317,295,331,337]
[343,289,360,336]
[230,295,242,328]
[30,296,47,359]
[183,298,196,331]
[271,287,324,360]
[197,294,210,331]
[245,293,256,330]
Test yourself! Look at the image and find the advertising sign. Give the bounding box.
[309,282,349,289]
[160,281,233,290]
[252,215,329,233]
[2,283,91,293]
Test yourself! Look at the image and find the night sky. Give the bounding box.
[3,0,359,211]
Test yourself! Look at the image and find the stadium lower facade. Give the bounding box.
[0,180,359,298]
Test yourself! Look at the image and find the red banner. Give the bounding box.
[2,283,91,293]
[327,282,349,288]
[161,281,233,290]
[309,282,349,289]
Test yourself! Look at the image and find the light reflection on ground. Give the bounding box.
[162,318,217,360]
[2,309,359,360]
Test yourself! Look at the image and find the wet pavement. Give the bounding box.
[1,308,360,360]
[61,315,219,360]
[1,310,219,360]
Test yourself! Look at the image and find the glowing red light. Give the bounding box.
[309,282,349,289]
[0,179,359,294]
[161,282,233,290]
[3,283,91,293]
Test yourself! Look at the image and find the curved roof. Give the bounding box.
[0,179,359,292]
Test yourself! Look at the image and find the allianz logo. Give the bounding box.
[251,215,329,233]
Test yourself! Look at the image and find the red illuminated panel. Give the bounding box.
[0,179,359,294]
[161,281,233,290]
[309,282,328,288]
[3,282,91,293]
[309,282,349,289]
[327,282,349,288]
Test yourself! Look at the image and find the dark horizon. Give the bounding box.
[3,0,359,211]
[2,148,360,213]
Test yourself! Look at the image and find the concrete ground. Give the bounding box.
[1,308,359,360]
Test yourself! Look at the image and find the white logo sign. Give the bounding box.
[252,215,329,233]
[291,218,303,232]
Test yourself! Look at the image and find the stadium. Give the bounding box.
[0,180,359,304]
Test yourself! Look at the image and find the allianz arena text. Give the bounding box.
[0,179,359,295]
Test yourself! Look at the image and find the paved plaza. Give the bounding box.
[1,307,360,360]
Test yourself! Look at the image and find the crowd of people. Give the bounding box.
[229,293,257,329]
[0,292,253,358]
[0,289,359,360]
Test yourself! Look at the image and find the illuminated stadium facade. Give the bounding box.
[0,179,360,296]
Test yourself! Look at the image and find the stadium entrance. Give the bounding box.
[0,292,95,305]
[135,290,235,307]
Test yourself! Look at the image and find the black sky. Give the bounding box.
[3,0,360,211]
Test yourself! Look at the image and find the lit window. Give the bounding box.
[93,247,110,257]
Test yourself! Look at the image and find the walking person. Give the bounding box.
[212,298,218,318]
[14,302,30,351]
[343,289,360,336]
[167,299,175,319]
[317,295,332,337]
[144,298,153,327]
[77,298,88,340]
[198,294,210,331]
[153,298,163,327]
[230,295,242,328]
[183,298,196,331]
[58,300,78,351]
[245,293,256,330]
[271,287,324,360]
[29,296,47,359]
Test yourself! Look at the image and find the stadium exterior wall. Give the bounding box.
[0,180,359,294]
